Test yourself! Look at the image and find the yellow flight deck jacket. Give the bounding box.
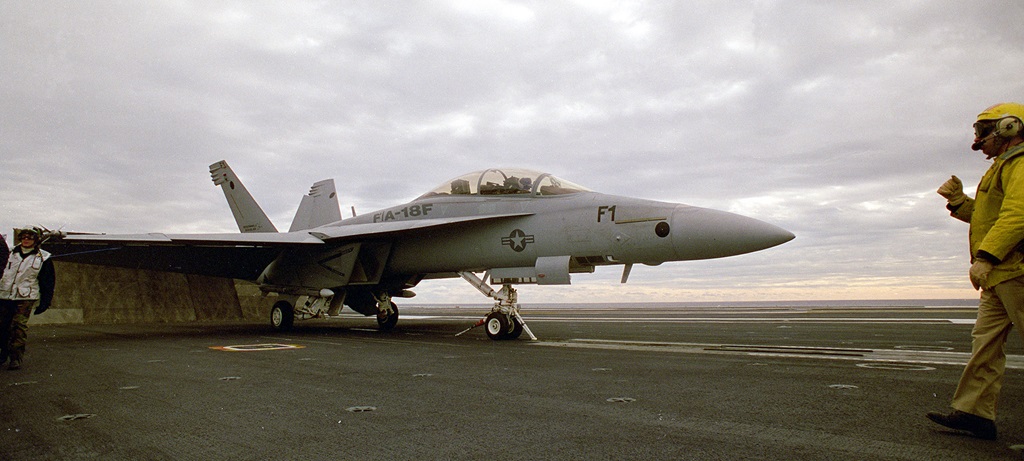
[951,144,1024,288]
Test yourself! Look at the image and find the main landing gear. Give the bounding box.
[270,301,295,331]
[375,292,399,331]
[270,289,335,331]
[268,288,399,333]
[457,272,537,341]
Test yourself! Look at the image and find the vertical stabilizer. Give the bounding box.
[209,160,278,233]
[289,179,342,231]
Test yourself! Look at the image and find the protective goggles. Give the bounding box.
[974,120,998,139]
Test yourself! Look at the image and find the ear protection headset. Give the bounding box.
[996,116,1022,139]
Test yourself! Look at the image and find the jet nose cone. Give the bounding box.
[670,205,794,260]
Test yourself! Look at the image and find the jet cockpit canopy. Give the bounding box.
[417,168,591,200]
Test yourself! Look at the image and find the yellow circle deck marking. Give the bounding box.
[210,343,305,352]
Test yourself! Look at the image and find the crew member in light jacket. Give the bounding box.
[0,227,55,371]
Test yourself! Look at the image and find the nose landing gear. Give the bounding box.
[458,271,537,341]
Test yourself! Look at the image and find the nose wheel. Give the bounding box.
[484,312,525,340]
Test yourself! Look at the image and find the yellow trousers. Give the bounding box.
[952,277,1024,420]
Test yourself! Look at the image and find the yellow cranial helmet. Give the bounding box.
[977,102,1024,123]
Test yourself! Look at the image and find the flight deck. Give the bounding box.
[3,303,1022,460]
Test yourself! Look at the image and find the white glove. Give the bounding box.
[938,175,967,206]
[969,259,994,290]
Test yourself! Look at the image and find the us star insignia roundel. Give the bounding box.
[501,229,535,252]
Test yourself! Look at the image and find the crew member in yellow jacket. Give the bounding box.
[929,102,1024,440]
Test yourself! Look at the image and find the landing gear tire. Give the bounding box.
[509,316,524,340]
[377,301,399,331]
[485,312,513,340]
[271,301,295,331]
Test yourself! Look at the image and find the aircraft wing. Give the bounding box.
[309,213,534,240]
[46,212,533,279]
[60,232,326,246]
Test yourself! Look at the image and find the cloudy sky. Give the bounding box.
[3,1,1024,304]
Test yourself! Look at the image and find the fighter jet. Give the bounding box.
[46,161,794,340]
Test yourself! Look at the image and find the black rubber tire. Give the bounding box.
[508,316,524,340]
[376,301,399,331]
[270,301,294,331]
[485,312,511,340]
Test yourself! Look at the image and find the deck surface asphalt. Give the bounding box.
[3,304,1024,460]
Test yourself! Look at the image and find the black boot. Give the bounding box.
[926,410,997,440]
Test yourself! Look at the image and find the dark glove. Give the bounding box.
[34,303,49,315]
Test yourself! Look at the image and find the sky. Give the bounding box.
[3,1,1024,304]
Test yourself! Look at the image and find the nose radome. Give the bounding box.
[670,205,794,260]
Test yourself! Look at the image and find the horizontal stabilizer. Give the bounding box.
[289,179,342,232]
[210,160,278,233]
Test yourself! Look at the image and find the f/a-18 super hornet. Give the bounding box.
[46,161,794,340]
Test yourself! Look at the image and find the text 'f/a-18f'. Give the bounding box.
[46,162,794,340]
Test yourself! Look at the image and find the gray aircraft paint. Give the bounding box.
[45,163,793,339]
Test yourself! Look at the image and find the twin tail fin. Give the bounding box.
[210,160,342,234]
